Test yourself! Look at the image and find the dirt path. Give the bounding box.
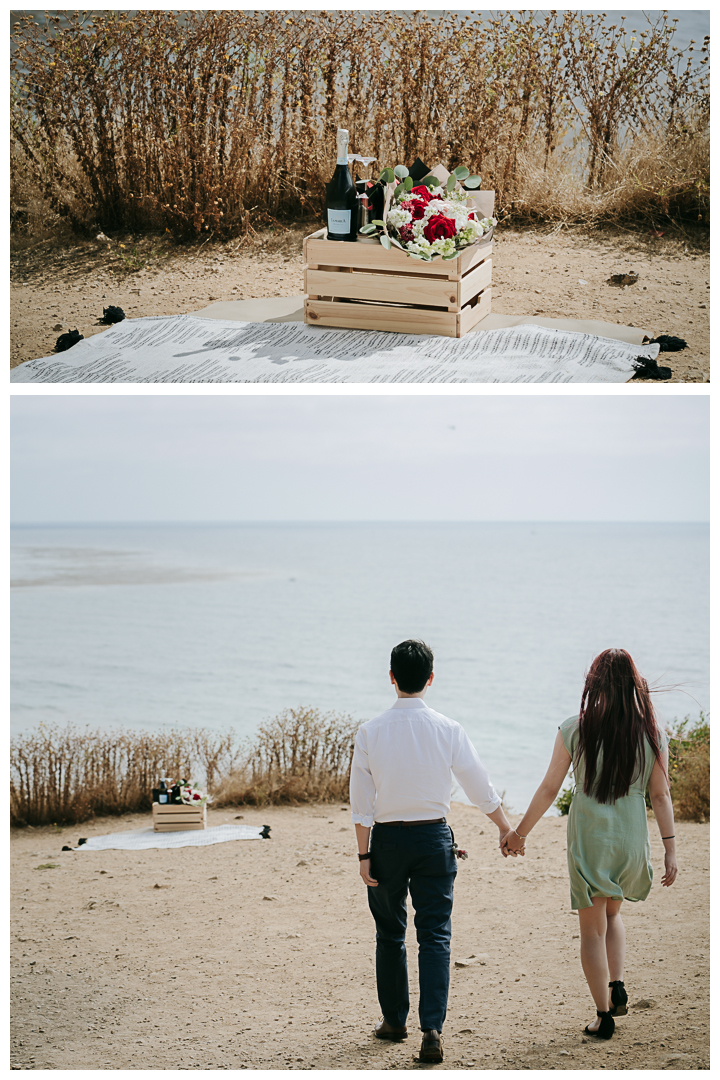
[10,227,709,382]
[11,804,709,1070]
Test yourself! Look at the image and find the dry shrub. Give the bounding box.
[10,724,240,826]
[667,715,710,822]
[10,709,359,825]
[213,708,358,808]
[10,10,709,240]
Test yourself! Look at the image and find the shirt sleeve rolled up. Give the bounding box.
[451,724,502,814]
[349,725,375,827]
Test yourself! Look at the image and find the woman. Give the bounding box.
[502,648,678,1040]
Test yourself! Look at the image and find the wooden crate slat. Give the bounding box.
[305,268,462,311]
[305,297,485,338]
[154,822,206,832]
[458,258,493,308]
[458,287,493,336]
[305,236,493,280]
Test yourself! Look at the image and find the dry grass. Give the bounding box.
[10,11,708,242]
[10,709,358,826]
[667,715,710,822]
[213,708,357,808]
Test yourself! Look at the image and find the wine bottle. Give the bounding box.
[157,779,169,805]
[325,129,358,242]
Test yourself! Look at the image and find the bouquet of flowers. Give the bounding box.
[180,782,213,808]
[360,164,495,263]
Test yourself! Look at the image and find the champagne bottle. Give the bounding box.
[324,129,358,242]
[157,779,169,805]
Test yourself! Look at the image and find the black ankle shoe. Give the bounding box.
[584,1010,615,1040]
[419,1030,443,1063]
[608,980,628,1017]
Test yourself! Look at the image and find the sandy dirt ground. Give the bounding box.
[9,227,709,382]
[11,803,708,1071]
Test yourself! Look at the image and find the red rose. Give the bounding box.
[407,199,428,221]
[423,214,457,243]
[410,185,433,203]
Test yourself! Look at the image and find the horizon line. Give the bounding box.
[10,519,709,527]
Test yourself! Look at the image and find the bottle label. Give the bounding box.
[328,209,351,234]
[159,794,168,803]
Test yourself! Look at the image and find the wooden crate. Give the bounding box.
[152,802,206,832]
[303,228,492,338]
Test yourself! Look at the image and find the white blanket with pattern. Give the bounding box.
[11,316,659,383]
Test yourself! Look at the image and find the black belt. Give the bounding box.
[374,817,446,827]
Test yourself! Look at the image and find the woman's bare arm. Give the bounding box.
[502,730,572,855]
[648,747,678,886]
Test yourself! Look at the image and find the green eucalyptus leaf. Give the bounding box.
[424,176,441,188]
[408,252,424,260]
[371,219,386,227]
[453,165,470,180]
[393,165,409,179]
[380,235,392,250]
[464,175,482,189]
[447,174,457,191]
[359,224,378,234]
[403,176,414,190]
[442,251,460,260]
[378,167,395,183]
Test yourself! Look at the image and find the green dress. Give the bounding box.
[560,715,667,911]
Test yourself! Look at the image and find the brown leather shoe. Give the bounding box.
[418,1029,443,1063]
[374,1019,408,1041]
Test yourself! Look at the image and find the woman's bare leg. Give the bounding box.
[578,898,612,1031]
[605,899,625,982]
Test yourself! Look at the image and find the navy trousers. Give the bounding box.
[367,822,456,1033]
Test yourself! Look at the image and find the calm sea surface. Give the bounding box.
[11,522,709,810]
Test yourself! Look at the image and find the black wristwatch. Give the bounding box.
[358,852,371,861]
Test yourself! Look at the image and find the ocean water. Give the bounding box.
[11,522,709,810]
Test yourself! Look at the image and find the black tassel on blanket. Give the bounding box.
[631,356,673,380]
[647,335,688,352]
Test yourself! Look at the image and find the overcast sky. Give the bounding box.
[11,395,708,523]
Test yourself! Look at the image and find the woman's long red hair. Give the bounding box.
[577,649,665,804]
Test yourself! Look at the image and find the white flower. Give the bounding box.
[407,238,431,254]
[387,207,412,229]
[429,237,457,257]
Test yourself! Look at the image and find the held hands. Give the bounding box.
[499,828,526,858]
[661,851,678,887]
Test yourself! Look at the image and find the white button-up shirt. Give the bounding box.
[349,697,501,826]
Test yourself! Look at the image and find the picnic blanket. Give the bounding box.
[68,823,270,851]
[10,316,659,384]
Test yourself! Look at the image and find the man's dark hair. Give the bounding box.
[390,639,434,694]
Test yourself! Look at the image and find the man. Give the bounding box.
[350,639,511,1063]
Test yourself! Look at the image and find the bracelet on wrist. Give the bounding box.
[358,852,371,861]
[513,828,528,840]
[661,835,675,840]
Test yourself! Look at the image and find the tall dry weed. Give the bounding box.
[213,708,357,808]
[10,11,709,240]
[667,715,710,822]
[10,710,358,826]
